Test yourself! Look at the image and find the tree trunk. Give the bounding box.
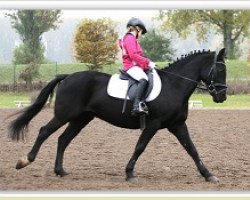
[222,11,236,59]
[223,36,235,59]
[26,78,33,91]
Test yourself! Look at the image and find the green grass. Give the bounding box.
[190,93,250,108]
[0,92,249,108]
[157,60,250,80]
[0,63,121,84]
[39,63,88,81]
[0,92,30,108]
[0,60,249,84]
[226,60,250,80]
[0,59,249,108]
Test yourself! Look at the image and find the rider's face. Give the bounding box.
[136,27,143,38]
[137,30,143,38]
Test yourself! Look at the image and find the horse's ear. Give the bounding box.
[217,48,226,62]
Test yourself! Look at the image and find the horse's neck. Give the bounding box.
[162,57,207,101]
[168,58,202,81]
[168,53,214,80]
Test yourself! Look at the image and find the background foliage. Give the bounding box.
[7,10,62,64]
[0,60,249,94]
[158,10,250,59]
[140,29,174,62]
[6,10,61,89]
[73,18,119,71]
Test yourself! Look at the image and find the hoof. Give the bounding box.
[206,176,219,183]
[55,169,69,177]
[16,158,31,169]
[126,176,138,183]
[16,160,24,169]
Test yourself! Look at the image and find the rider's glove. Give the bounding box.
[149,61,156,69]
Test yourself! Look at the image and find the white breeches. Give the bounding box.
[126,66,148,81]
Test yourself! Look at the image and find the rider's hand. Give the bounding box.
[149,61,156,69]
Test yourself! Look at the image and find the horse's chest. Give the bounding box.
[160,105,188,125]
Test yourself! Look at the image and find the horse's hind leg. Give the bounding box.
[16,117,65,169]
[54,113,94,176]
[169,122,219,183]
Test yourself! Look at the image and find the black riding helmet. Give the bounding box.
[126,17,147,34]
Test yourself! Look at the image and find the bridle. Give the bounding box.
[158,54,227,96]
[206,55,227,96]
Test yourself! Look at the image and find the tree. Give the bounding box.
[73,18,118,71]
[19,61,40,91]
[6,10,61,89]
[140,29,175,62]
[158,10,250,59]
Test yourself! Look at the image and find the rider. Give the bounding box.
[119,17,156,116]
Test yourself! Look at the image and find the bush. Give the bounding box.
[140,29,175,62]
[13,42,45,65]
[19,61,40,91]
[73,18,119,71]
[227,79,250,95]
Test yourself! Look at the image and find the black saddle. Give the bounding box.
[119,69,154,101]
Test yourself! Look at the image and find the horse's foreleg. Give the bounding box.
[125,123,159,181]
[16,117,64,170]
[169,122,219,183]
[54,114,94,177]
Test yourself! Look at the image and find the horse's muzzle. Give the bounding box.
[211,89,227,103]
[208,82,227,103]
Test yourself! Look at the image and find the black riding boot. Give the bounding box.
[131,79,148,116]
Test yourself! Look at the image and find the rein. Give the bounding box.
[157,68,210,91]
[158,69,200,84]
[157,58,227,93]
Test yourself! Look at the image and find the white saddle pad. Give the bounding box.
[107,69,162,102]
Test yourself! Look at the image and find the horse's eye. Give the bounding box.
[217,64,225,72]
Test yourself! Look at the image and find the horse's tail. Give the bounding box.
[9,74,68,141]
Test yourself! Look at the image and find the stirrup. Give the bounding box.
[138,102,149,115]
[131,101,149,116]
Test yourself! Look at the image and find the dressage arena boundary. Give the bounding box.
[14,100,31,108]
[188,100,203,108]
[13,99,203,109]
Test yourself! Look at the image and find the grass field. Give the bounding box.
[0,60,249,109]
[0,92,249,109]
[0,63,120,84]
[0,60,249,84]
[190,93,250,109]
[0,92,29,108]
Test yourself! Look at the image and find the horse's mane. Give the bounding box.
[163,49,213,71]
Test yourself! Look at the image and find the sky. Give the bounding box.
[0,9,160,37]
[0,9,164,64]
[0,8,248,60]
[0,9,159,21]
[62,10,158,20]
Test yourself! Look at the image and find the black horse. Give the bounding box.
[9,48,227,183]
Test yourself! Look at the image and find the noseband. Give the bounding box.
[206,55,227,96]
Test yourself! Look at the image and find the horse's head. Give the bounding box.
[202,48,227,103]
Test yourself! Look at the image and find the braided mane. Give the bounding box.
[164,49,211,70]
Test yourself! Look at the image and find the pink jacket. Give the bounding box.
[119,33,150,71]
